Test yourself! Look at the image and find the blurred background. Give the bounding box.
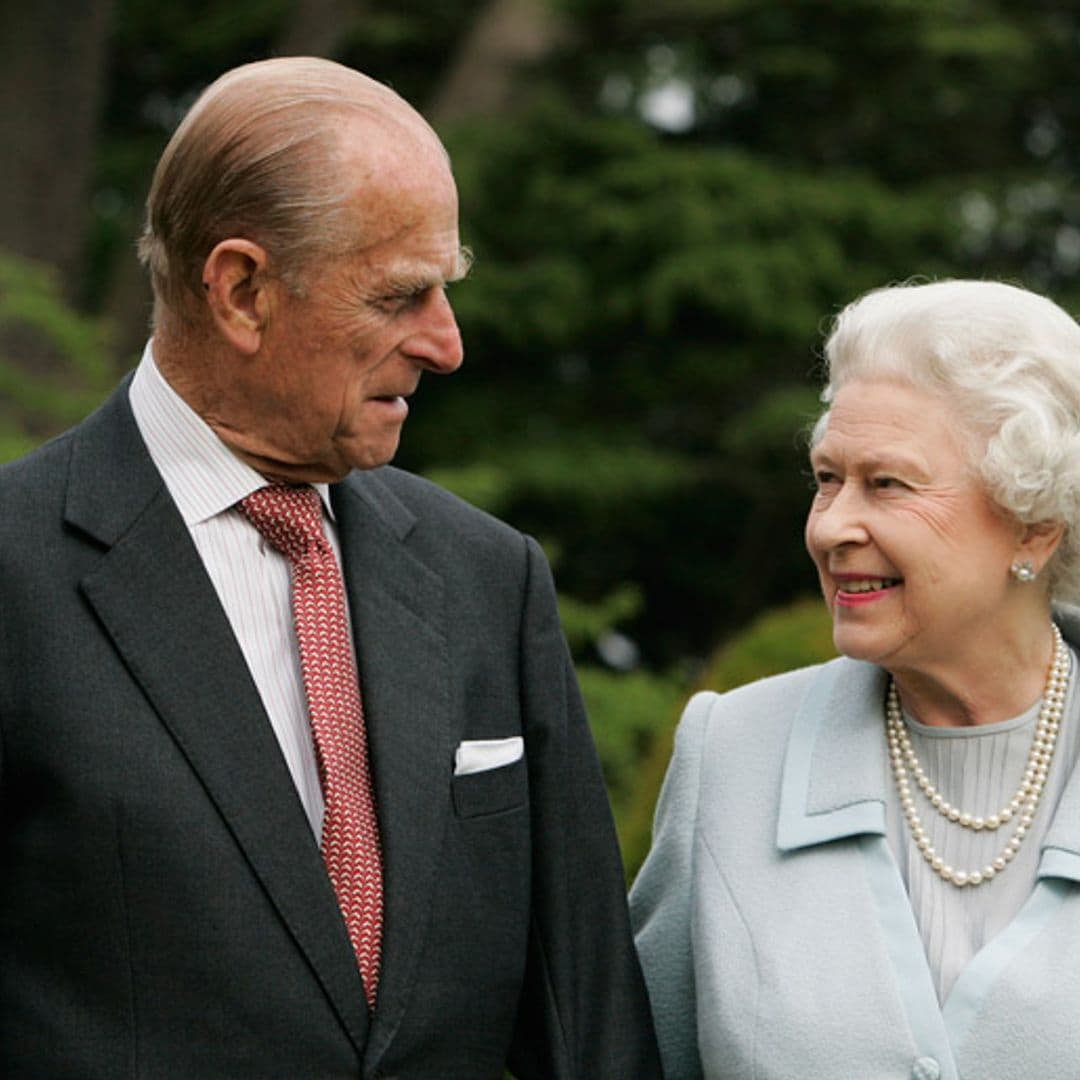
[3,0,1079,875]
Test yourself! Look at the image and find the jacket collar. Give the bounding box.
[70,383,457,1066]
[776,608,1080,885]
[66,380,374,1054]
[776,656,890,852]
[1039,605,1080,881]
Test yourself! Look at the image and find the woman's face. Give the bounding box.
[805,378,1025,676]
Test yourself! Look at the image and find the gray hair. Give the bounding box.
[139,56,440,324]
[814,279,1080,603]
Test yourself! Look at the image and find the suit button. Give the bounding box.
[912,1057,940,1080]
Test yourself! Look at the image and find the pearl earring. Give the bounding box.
[1011,560,1037,583]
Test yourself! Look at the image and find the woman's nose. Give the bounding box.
[809,484,870,550]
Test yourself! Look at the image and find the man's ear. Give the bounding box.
[1017,519,1066,577]
[201,239,275,355]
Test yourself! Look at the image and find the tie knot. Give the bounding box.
[240,484,326,561]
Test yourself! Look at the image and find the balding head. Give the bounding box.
[139,57,447,330]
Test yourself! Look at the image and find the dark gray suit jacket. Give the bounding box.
[0,382,661,1079]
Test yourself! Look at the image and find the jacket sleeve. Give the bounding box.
[506,535,663,1080]
[628,691,715,1080]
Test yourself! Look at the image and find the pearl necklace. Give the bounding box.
[885,623,1070,887]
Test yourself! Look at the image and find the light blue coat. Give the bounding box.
[631,614,1080,1080]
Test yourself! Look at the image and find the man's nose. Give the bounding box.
[407,289,464,374]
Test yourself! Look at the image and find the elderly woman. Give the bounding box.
[631,279,1080,1080]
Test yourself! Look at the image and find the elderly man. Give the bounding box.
[0,58,661,1079]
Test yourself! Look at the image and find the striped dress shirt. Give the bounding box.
[128,342,340,837]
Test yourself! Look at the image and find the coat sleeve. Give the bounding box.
[506,535,664,1080]
[628,691,715,1080]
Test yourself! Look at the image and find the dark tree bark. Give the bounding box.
[277,0,363,58]
[427,0,571,125]
[0,1,115,387]
[0,1,115,290]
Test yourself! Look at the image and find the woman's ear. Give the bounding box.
[1017,519,1066,577]
[201,239,275,355]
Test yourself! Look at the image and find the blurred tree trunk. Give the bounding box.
[427,0,571,124]
[0,0,114,375]
[0,1,114,291]
[277,0,364,58]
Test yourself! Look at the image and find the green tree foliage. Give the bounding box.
[0,252,113,460]
[399,2,1080,844]
[409,2,1080,672]
[621,595,836,878]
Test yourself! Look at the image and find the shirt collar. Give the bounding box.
[128,341,334,527]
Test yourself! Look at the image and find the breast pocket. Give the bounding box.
[451,755,527,818]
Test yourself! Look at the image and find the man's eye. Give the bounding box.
[373,294,411,314]
[812,470,837,490]
[872,476,903,490]
[374,287,430,314]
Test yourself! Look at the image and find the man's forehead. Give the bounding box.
[336,108,449,178]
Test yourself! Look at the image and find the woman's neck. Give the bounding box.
[890,617,1060,728]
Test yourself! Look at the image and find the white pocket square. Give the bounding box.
[454,736,524,776]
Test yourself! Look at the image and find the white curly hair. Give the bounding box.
[813,279,1080,603]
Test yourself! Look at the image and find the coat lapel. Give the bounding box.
[1038,609,1080,882]
[65,385,371,1055]
[776,657,891,851]
[776,657,960,1076]
[332,473,451,1063]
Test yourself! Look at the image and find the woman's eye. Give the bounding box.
[872,476,903,490]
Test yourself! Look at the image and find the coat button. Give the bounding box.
[912,1057,940,1080]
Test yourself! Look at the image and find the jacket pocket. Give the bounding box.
[451,755,527,818]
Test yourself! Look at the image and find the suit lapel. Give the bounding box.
[332,474,451,1061]
[65,385,371,1054]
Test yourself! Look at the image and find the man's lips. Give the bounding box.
[368,393,410,414]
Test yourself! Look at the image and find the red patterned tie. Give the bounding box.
[239,484,383,1009]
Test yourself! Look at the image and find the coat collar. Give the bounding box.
[69,382,458,1065]
[1038,605,1080,880]
[776,656,890,852]
[776,608,1080,885]
[68,385,372,1052]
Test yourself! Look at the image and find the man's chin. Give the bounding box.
[229,433,402,483]
[238,449,352,486]
[337,436,402,474]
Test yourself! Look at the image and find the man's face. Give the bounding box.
[213,119,466,483]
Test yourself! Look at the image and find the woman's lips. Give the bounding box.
[834,577,901,607]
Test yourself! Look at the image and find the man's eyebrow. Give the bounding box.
[382,247,474,293]
[449,245,474,282]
